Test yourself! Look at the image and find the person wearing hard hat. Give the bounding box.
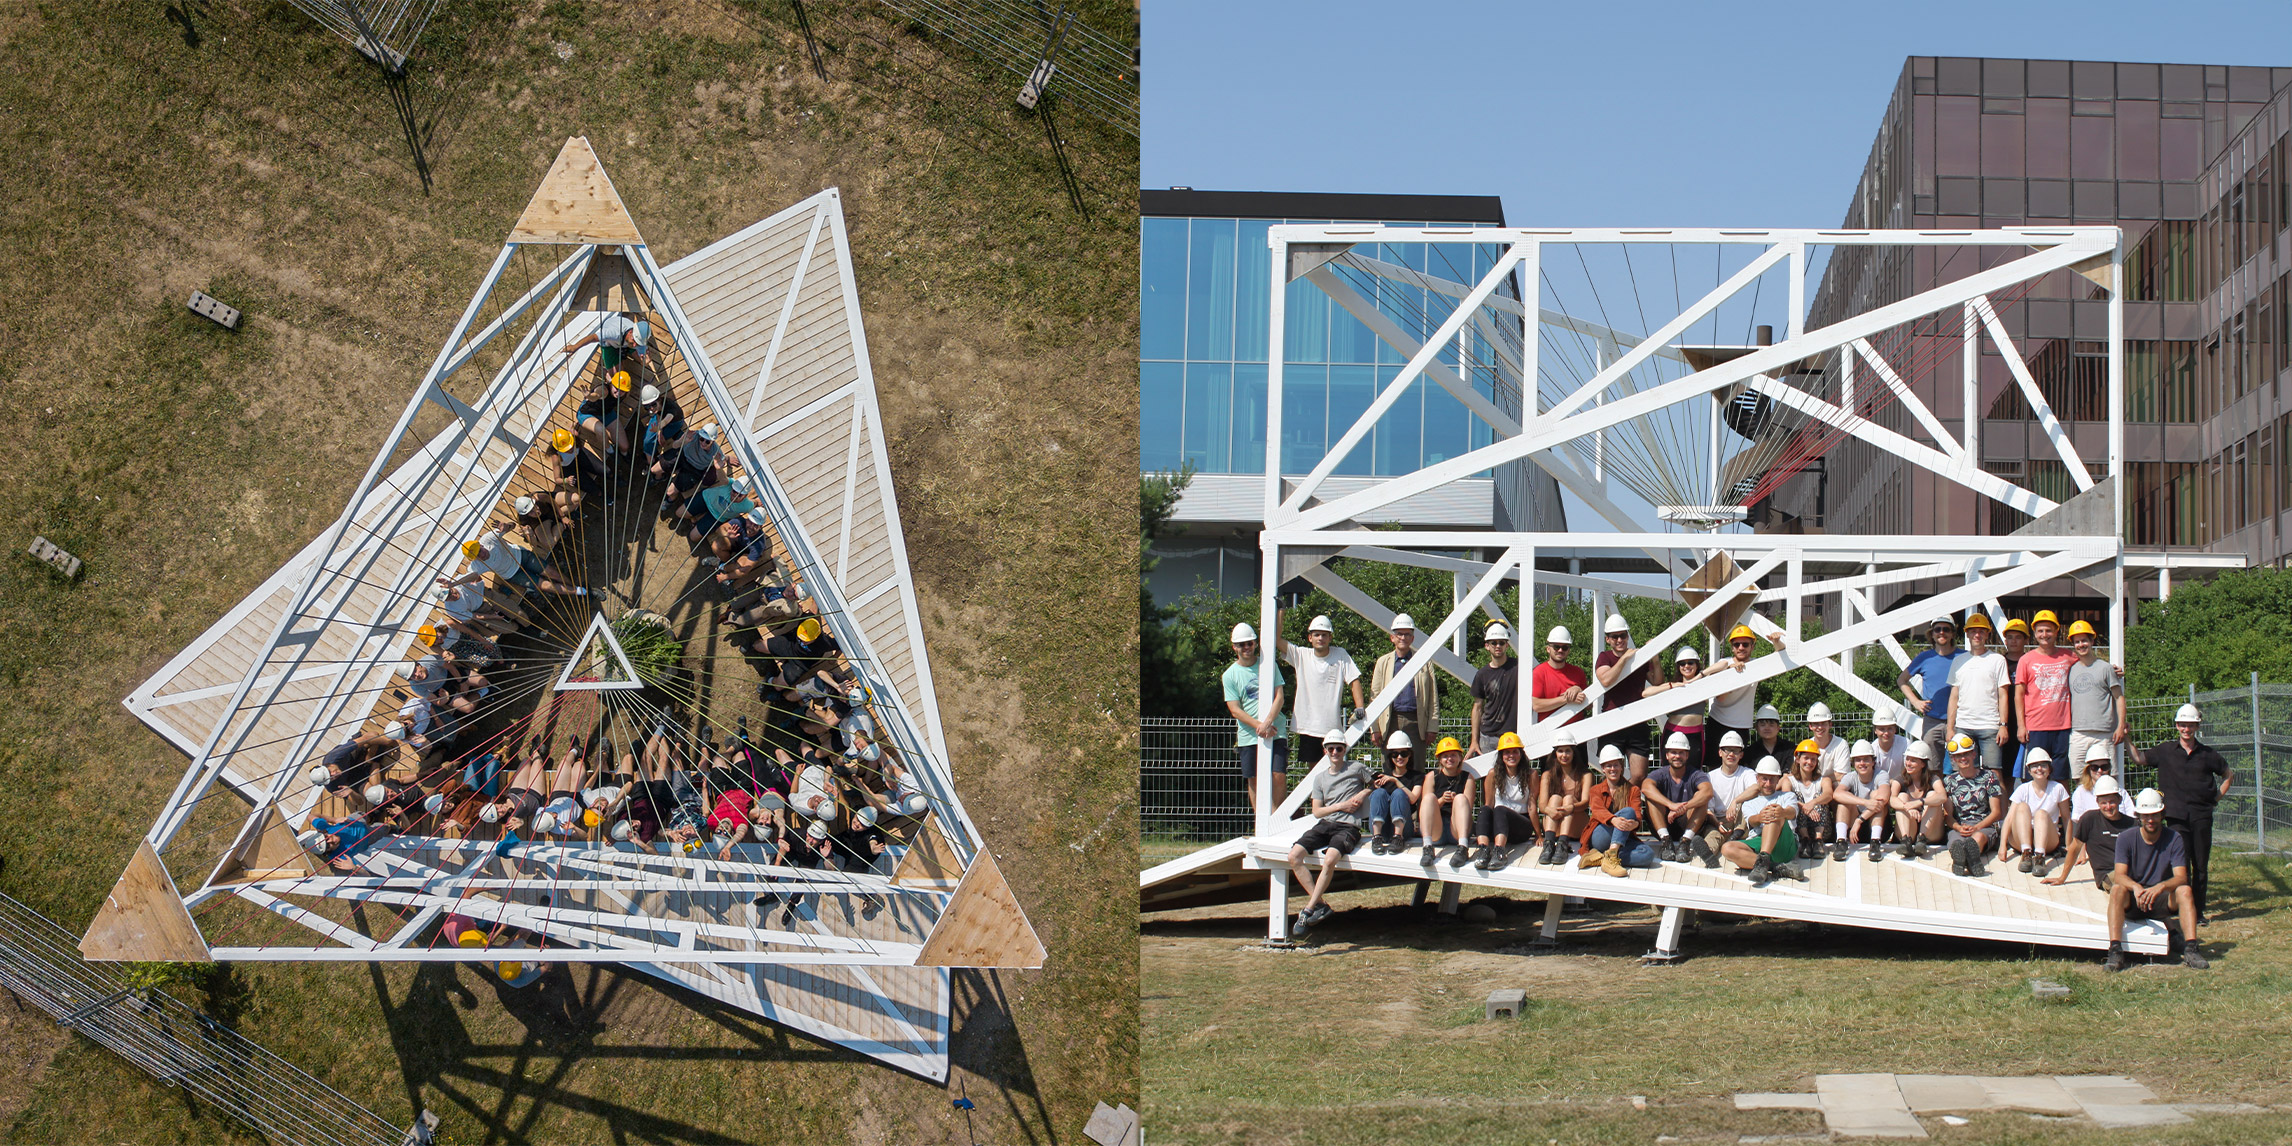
[1939,733,2004,877]
[313,726,400,799]
[2001,749,2070,876]
[306,810,394,870]
[2043,773,2132,891]
[1222,622,1290,814]
[1581,745,1656,877]
[1365,731,1423,855]
[1536,732,1590,865]
[1785,739,1834,856]
[2128,703,2232,921]
[1945,612,2011,782]
[1869,706,1910,784]
[1275,611,1365,763]
[435,581,514,647]
[1804,701,1848,782]
[1368,614,1439,753]
[573,368,635,459]
[1745,703,1791,777]
[2067,742,2114,822]
[1701,730,1755,865]
[563,310,652,375]
[511,485,569,559]
[1899,616,1965,756]
[832,805,894,920]
[2013,610,2077,780]
[1529,624,1590,732]
[2103,788,2208,971]
[2064,619,2126,775]
[637,382,687,478]
[1593,614,1664,783]
[1468,620,1522,756]
[1651,644,1708,770]
[1470,732,1536,871]
[752,615,842,695]
[1642,730,1715,864]
[1705,624,1785,773]
[1828,740,1895,862]
[1998,616,2033,766]
[1418,736,1477,868]
[1888,740,1947,859]
[663,421,726,513]
[437,529,588,599]
[552,421,608,516]
[1284,729,1377,937]
[1720,759,1804,886]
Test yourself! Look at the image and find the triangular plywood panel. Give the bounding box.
[509,136,643,245]
[81,841,211,962]
[1680,551,1756,640]
[211,806,318,885]
[915,852,1044,969]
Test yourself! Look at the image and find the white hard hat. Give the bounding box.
[2175,703,2202,724]
[1754,704,1782,724]
[698,422,719,442]
[2092,776,2123,797]
[1664,732,1692,753]
[1674,645,1700,662]
[639,383,660,405]
[1546,626,1573,645]
[424,794,447,815]
[1850,740,1875,759]
[611,821,633,841]
[1317,730,1349,747]
[307,765,330,787]
[533,812,559,834]
[1872,707,1901,728]
[1391,614,1416,632]
[1484,621,1511,643]
[1719,731,1745,749]
[1230,622,1257,644]
[1754,759,1785,776]
[1598,744,1625,765]
[855,806,879,827]
[2085,742,2113,763]
[811,802,836,821]
[1307,614,1335,635]
[2133,787,2166,815]
[1603,613,1630,635]
[384,721,409,741]
[1906,739,1934,761]
[1384,731,1412,751]
[731,474,754,495]
[480,805,501,824]
[807,820,831,840]
[901,793,930,816]
[364,784,390,805]
[2025,746,2053,766]
[1806,701,1833,723]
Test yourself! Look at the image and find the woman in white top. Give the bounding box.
[2066,744,2111,822]
[2001,749,2069,874]
[1888,740,1947,858]
[1471,733,1537,872]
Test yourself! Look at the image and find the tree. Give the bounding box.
[1140,467,1205,719]
[2125,567,2292,698]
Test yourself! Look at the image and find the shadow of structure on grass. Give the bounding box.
[363,961,1054,1144]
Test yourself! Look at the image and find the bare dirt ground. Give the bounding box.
[0,1,1135,1142]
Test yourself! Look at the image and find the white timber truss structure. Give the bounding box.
[1143,223,2176,958]
[93,139,1042,1082]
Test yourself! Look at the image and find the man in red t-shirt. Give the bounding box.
[1530,625,1589,741]
[2014,610,2077,782]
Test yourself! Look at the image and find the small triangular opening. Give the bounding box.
[509,136,644,246]
[554,612,645,692]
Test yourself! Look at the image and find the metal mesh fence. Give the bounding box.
[0,894,406,1146]
[1141,683,2292,870]
[869,0,1137,136]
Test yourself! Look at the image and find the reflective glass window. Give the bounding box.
[1140,360,1184,470]
[1284,274,1329,363]
[1140,217,1187,360]
[1278,363,1327,474]
[1327,364,1376,476]
[1186,217,1237,361]
[1374,369,1423,476]
[1235,220,1272,361]
[1233,362,1268,472]
[1183,362,1232,472]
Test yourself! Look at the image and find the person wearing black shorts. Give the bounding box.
[1284,734,1371,937]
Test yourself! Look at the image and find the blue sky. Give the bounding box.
[1144,0,2292,228]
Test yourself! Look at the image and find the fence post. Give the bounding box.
[2254,671,2265,854]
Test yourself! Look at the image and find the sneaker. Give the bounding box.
[2019,852,2035,873]
[1447,846,1471,870]
[1486,846,1513,873]
[1968,852,1988,878]
[1749,856,1774,886]
[1868,841,1883,862]
[1909,839,1927,860]
[1898,839,1918,859]
[1291,911,1313,938]
[1306,904,1333,926]
[1948,837,1970,877]
[2183,946,2210,970]
[2031,854,2052,878]
[1689,836,1717,868]
[1419,844,1438,866]
[1780,860,1809,882]
[1832,838,1852,861]
[2103,947,2128,973]
[1474,846,1495,871]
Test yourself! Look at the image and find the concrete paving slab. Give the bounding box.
[2082,1103,2193,1129]
[1734,1093,1824,1111]
[1973,1075,2082,1114]
[1895,1075,1990,1112]
[1816,1074,1928,1139]
[2055,1075,2159,1107]
[2170,1103,2267,1115]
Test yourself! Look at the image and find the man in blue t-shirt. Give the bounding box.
[1899,616,1966,757]
[2104,787,2207,972]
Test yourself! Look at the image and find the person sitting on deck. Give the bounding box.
[687,472,758,548]
[754,616,842,690]
[573,370,635,458]
[1829,740,1895,862]
[1469,731,1536,871]
[719,571,811,632]
[408,644,489,718]
[710,510,776,589]
[1364,731,1420,855]
[1720,759,1804,886]
[315,726,401,798]
[1697,731,1753,868]
[1940,733,2004,877]
[2044,775,2132,890]
[663,423,724,517]
[702,783,765,861]
[1284,731,1373,938]
[1538,735,1591,865]
[2103,788,2208,972]
[1870,706,1910,782]
[564,310,651,375]
[629,747,708,853]
[832,805,893,920]
[1745,704,1790,776]
[1418,736,1477,868]
[527,747,596,841]
[1642,730,1715,864]
[1804,701,1848,783]
[438,531,587,599]
[435,582,516,651]
[2067,742,2114,822]
[1785,739,1833,855]
[1888,739,1947,858]
[1581,744,1656,876]
[478,742,566,835]
[551,427,606,518]
[2001,748,2071,876]
[637,384,685,476]
[307,814,394,870]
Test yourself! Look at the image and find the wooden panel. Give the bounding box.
[916,852,1043,969]
[80,840,212,962]
[508,137,643,245]
[212,807,319,885]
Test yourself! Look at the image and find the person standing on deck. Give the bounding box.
[1468,621,1521,756]
[1276,611,1365,763]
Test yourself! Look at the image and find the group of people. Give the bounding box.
[1238,610,2231,969]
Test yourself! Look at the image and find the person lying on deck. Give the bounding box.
[1941,733,2004,878]
[1285,732,1372,939]
[478,742,562,835]
[563,311,652,374]
[438,531,587,599]
[436,578,517,647]
[1538,735,1590,866]
[1642,731,1714,864]
[529,747,597,840]
[408,645,489,717]
[1418,736,1476,869]
[1889,739,1947,857]
[515,490,568,553]
[315,727,401,797]
[1581,744,1657,877]
[1469,732,1535,872]
[628,746,708,853]
[1363,731,1419,855]
[1829,740,1895,862]
[308,814,394,870]
[2002,748,2071,876]
[1720,759,1804,886]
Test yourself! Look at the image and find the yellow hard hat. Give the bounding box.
[611,369,632,392]
[497,961,523,981]
[1961,612,1993,630]
[552,428,577,453]
[796,617,822,642]
[1948,733,1975,754]
[1727,624,1756,642]
[1435,737,1464,756]
[582,808,602,827]
[2002,617,2031,635]
[2032,609,2060,628]
[461,539,483,559]
[1496,731,1525,752]
[2067,619,2097,638]
[1795,739,1820,755]
[416,624,438,645]
[454,928,487,949]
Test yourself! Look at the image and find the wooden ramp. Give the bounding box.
[1143,828,2172,956]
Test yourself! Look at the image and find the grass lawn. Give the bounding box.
[0,0,1135,1141]
[1142,855,2292,1145]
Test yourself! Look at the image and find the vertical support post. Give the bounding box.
[1268,867,1289,942]
[2254,670,2266,853]
[1654,904,1685,956]
[1785,557,1802,640]
[1518,547,1536,741]
[1539,892,1563,943]
[1452,570,1467,658]
[1963,301,1980,459]
[1259,228,1288,845]
[1786,242,1806,339]
[1438,881,1461,916]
